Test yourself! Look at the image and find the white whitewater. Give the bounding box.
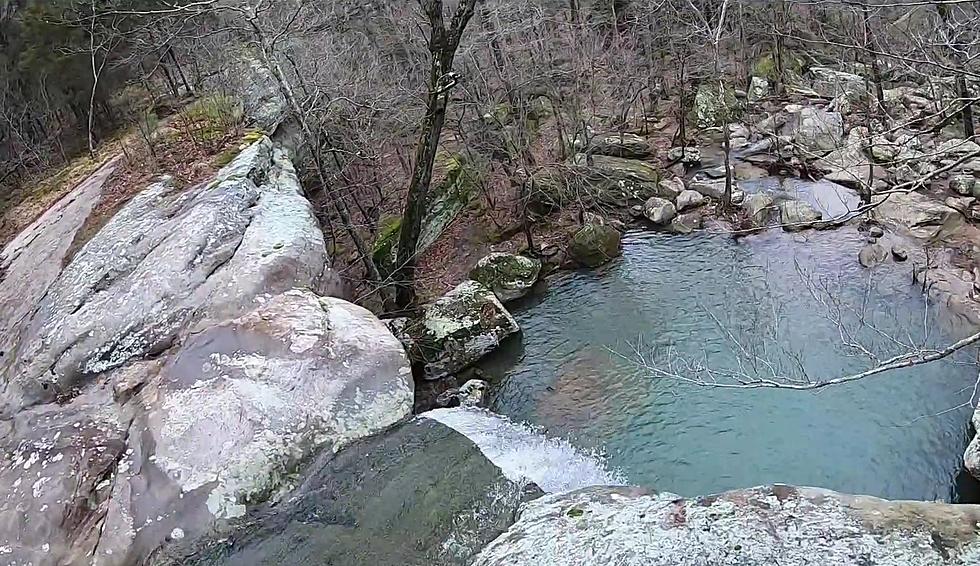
[425,407,626,493]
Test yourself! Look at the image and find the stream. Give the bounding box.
[480,198,980,502]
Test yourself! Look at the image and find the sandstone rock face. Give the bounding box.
[420,280,520,380]
[0,138,340,417]
[472,485,980,566]
[0,139,405,566]
[90,290,412,564]
[0,155,120,389]
[469,252,542,302]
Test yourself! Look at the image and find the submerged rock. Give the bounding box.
[568,223,622,267]
[469,252,541,303]
[778,200,823,231]
[643,197,677,225]
[169,418,539,566]
[472,485,980,565]
[858,243,889,267]
[420,280,520,380]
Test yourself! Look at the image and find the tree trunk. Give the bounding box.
[393,0,478,310]
[958,73,976,138]
[168,47,193,96]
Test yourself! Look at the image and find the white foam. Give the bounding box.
[425,407,626,493]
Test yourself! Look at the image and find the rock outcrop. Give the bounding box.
[871,191,962,239]
[472,485,980,566]
[0,138,341,417]
[584,132,651,159]
[0,138,409,565]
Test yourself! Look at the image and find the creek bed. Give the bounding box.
[482,226,980,501]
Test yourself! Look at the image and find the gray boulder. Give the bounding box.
[643,197,677,225]
[808,67,866,100]
[667,212,703,235]
[667,146,701,165]
[472,485,980,566]
[657,176,685,200]
[585,132,651,159]
[871,191,962,239]
[676,189,707,211]
[420,280,520,380]
[779,200,823,231]
[688,176,728,200]
[0,138,340,417]
[858,243,889,267]
[782,107,843,155]
[950,175,977,196]
[947,196,976,213]
[567,223,622,267]
[469,252,541,302]
[748,76,770,101]
[743,193,776,229]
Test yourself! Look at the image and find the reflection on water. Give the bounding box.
[482,228,980,501]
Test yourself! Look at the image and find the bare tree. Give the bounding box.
[393,0,479,309]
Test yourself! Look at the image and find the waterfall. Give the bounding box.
[425,407,626,493]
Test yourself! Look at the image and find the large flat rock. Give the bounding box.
[0,138,341,416]
[473,485,980,565]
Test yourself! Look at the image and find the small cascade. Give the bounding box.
[425,407,626,493]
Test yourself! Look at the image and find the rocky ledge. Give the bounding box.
[0,138,412,565]
[473,485,980,566]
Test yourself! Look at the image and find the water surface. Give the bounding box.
[484,227,978,501]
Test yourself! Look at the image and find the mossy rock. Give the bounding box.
[469,252,542,302]
[753,52,805,83]
[372,216,402,279]
[568,224,622,268]
[692,83,741,129]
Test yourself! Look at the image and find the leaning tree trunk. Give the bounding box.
[393,0,479,310]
